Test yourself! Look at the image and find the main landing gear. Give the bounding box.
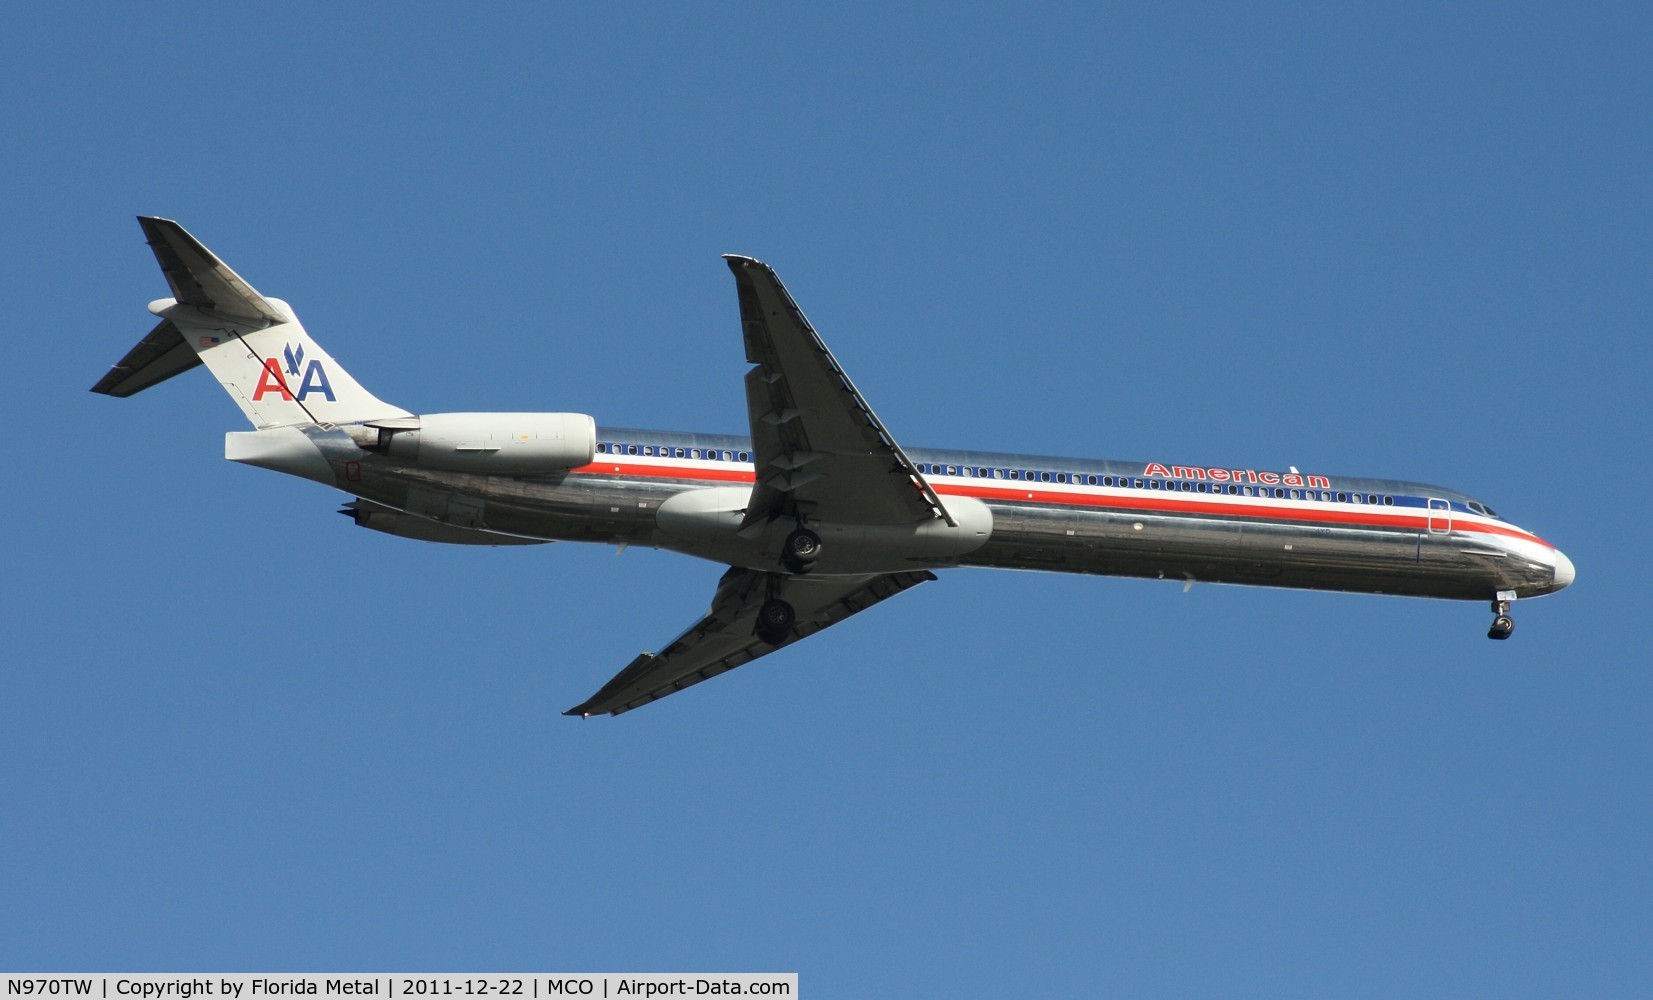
[756,597,796,646]
[1487,593,1516,640]
[782,527,822,575]
[754,525,819,646]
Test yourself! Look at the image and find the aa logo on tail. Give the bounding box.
[253,342,335,402]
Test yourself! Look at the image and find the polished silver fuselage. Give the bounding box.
[100,220,1573,719]
[330,425,1570,604]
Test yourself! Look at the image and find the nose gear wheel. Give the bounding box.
[1487,597,1515,640]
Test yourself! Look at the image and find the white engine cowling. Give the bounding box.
[377,412,596,474]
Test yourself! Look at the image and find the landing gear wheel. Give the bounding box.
[1487,596,1515,640]
[782,528,823,575]
[755,598,796,645]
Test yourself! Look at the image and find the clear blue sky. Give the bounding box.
[3,3,1647,995]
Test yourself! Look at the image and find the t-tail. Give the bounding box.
[93,216,411,428]
[95,218,597,535]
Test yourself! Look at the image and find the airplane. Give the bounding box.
[94,218,1576,717]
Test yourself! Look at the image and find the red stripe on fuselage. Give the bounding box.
[570,460,1552,549]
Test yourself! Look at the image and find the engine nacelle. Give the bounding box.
[369,412,596,474]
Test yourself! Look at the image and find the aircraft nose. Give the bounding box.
[1552,549,1576,591]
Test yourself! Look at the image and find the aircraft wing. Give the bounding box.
[725,255,954,532]
[564,567,935,717]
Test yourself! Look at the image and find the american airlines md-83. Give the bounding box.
[95,219,1575,716]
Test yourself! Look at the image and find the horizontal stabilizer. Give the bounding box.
[99,216,412,428]
[90,319,202,397]
[138,216,284,325]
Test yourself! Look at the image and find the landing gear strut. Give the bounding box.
[1487,594,1515,640]
[782,527,822,575]
[756,598,796,646]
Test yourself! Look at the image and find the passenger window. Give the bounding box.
[1383,495,1394,506]
[1289,489,1301,500]
[1039,472,1051,482]
[627,445,638,456]
[1351,493,1363,503]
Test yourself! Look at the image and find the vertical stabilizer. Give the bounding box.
[95,217,411,429]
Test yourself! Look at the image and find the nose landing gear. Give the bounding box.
[1487,592,1516,640]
